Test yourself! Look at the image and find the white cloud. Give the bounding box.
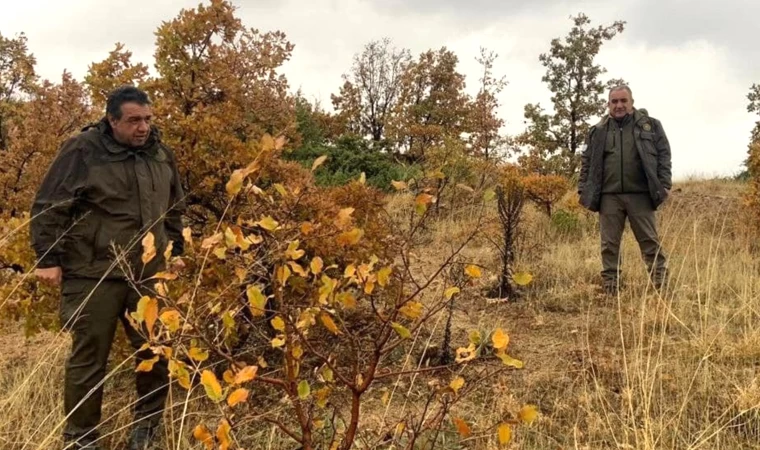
[1,0,756,179]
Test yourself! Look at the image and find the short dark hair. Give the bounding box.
[609,84,633,99]
[106,85,151,119]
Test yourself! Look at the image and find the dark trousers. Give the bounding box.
[59,279,168,443]
[599,194,668,285]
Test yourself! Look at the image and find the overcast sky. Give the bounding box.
[2,0,758,179]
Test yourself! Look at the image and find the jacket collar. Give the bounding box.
[595,108,650,129]
[83,117,162,156]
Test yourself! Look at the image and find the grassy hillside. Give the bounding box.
[2,178,760,450]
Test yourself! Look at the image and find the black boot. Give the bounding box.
[127,426,157,450]
[63,436,103,450]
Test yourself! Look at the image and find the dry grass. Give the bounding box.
[3,178,760,449]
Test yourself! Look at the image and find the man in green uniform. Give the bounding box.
[30,86,186,449]
[579,85,672,294]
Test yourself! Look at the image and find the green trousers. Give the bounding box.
[59,278,168,444]
[599,194,668,285]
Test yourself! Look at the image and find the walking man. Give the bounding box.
[30,86,186,449]
[579,85,672,294]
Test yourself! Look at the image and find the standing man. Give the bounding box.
[579,85,672,295]
[30,86,186,450]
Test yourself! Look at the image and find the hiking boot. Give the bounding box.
[63,437,103,450]
[127,426,158,450]
[602,280,620,296]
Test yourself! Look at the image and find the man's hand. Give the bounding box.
[35,266,62,286]
[168,257,186,274]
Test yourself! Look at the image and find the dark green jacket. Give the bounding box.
[30,119,185,280]
[579,108,672,212]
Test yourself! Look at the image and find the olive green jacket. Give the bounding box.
[579,108,672,212]
[30,119,185,280]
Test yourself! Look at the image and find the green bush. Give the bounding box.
[550,208,581,236]
[286,136,420,191]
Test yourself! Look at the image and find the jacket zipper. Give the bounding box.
[620,126,624,193]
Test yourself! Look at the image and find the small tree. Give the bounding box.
[516,13,625,176]
[522,174,571,216]
[493,166,526,300]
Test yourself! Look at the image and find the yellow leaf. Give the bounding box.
[258,356,268,368]
[415,193,434,206]
[226,169,245,196]
[455,343,477,364]
[200,370,224,403]
[271,316,286,332]
[391,180,408,191]
[224,227,237,248]
[247,285,268,317]
[450,376,465,394]
[235,267,247,283]
[336,292,357,309]
[274,134,287,150]
[160,309,181,333]
[453,417,471,438]
[182,227,193,244]
[391,322,411,339]
[277,264,291,286]
[364,279,376,295]
[358,172,366,184]
[301,221,315,235]
[315,387,331,408]
[291,344,304,360]
[336,207,355,228]
[216,419,232,450]
[497,352,524,369]
[234,365,258,384]
[261,133,276,151]
[296,309,316,329]
[188,347,209,362]
[456,183,475,193]
[318,275,336,305]
[513,272,534,286]
[213,247,226,260]
[310,257,324,275]
[223,369,235,384]
[320,312,341,335]
[193,424,214,450]
[399,301,423,320]
[136,356,159,372]
[132,295,150,324]
[169,360,191,390]
[274,183,288,197]
[497,423,512,445]
[163,241,174,261]
[298,380,311,399]
[344,264,357,279]
[271,336,286,348]
[143,297,159,338]
[311,154,328,172]
[469,330,482,345]
[465,265,482,279]
[320,365,334,383]
[444,287,460,300]
[141,232,156,264]
[337,228,363,246]
[257,216,279,232]
[381,390,390,406]
[200,232,222,249]
[377,266,392,287]
[492,328,509,351]
[289,261,308,277]
[150,271,178,281]
[227,388,249,407]
[518,404,539,425]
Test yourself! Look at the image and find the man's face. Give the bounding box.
[608,89,634,119]
[109,102,152,147]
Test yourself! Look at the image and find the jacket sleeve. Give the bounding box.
[578,127,594,194]
[29,139,88,268]
[653,119,673,190]
[164,147,186,257]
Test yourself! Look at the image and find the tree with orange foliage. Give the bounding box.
[84,43,149,112]
[148,0,297,222]
[522,173,571,216]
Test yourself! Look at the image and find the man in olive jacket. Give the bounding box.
[579,85,671,294]
[30,86,186,450]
